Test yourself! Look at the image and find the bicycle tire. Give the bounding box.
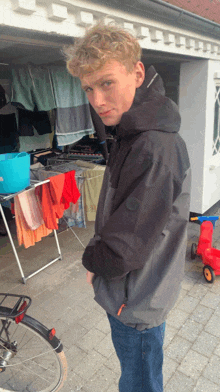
[0,306,67,392]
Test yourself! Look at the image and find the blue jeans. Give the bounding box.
[107,314,165,392]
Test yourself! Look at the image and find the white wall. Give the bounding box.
[179,60,209,213]
[203,60,220,213]
[179,59,220,214]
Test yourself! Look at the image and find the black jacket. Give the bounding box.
[82,65,191,329]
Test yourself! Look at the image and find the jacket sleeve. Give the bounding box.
[82,142,175,279]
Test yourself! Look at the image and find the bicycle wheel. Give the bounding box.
[0,308,67,392]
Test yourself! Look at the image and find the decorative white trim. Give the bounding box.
[136,26,150,39]
[48,3,68,21]
[214,71,220,80]
[1,0,220,60]
[195,41,203,51]
[12,0,36,15]
[75,10,94,26]
[211,45,218,54]
[176,36,185,47]
[203,42,211,52]
[123,22,135,32]
[185,38,194,49]
[164,33,175,45]
[150,28,163,42]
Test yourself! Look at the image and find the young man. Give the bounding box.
[66,23,191,392]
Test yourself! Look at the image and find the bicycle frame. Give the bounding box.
[0,293,63,360]
[0,293,67,391]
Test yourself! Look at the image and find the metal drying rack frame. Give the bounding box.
[0,178,62,284]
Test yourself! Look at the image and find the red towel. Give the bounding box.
[61,171,81,210]
[49,173,65,219]
[36,171,80,230]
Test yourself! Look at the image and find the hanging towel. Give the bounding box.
[61,171,81,210]
[11,65,56,111]
[49,66,88,108]
[83,169,105,221]
[14,194,52,249]
[49,173,66,219]
[35,182,60,230]
[89,104,108,161]
[19,128,51,152]
[49,65,94,146]
[55,106,94,146]
[36,171,80,230]
[17,188,44,230]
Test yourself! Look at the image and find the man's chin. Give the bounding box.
[101,117,121,126]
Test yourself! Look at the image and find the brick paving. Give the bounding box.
[1,210,220,391]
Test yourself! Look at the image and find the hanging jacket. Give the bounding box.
[82,65,191,330]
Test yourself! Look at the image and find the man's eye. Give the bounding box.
[85,87,92,93]
[103,81,112,87]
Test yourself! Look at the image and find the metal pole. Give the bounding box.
[53,230,62,258]
[25,256,61,281]
[0,203,26,283]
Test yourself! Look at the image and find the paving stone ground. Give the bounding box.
[1,207,220,391]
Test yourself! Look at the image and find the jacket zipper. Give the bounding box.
[117,273,129,316]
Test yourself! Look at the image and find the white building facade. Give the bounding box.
[1,0,220,213]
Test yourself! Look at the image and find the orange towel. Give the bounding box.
[49,173,65,219]
[35,183,59,230]
[14,194,52,249]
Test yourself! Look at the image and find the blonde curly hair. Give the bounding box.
[65,22,142,78]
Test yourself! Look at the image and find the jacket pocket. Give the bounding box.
[117,272,130,316]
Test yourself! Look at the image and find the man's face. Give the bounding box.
[80,60,145,126]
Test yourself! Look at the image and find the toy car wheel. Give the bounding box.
[203,265,215,283]
[191,243,197,259]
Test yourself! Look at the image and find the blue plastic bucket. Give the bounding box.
[0,152,30,194]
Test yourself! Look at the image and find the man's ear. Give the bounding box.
[135,61,145,88]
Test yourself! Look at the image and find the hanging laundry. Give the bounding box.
[0,85,6,109]
[0,113,18,154]
[18,108,52,136]
[61,171,81,210]
[17,188,44,230]
[89,104,108,161]
[19,128,51,153]
[49,66,94,146]
[36,171,80,230]
[14,192,52,249]
[35,179,63,230]
[74,160,105,221]
[83,169,105,221]
[11,65,56,111]
[0,102,17,116]
[49,66,88,108]
[11,64,95,146]
[55,106,94,146]
[49,173,66,219]
[63,177,86,228]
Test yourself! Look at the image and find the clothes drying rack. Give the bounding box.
[0,158,104,284]
[0,178,62,284]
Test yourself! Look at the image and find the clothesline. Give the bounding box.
[0,178,54,202]
[85,174,104,181]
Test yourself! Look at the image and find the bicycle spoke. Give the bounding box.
[0,310,67,392]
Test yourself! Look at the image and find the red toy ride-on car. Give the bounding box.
[191,216,220,283]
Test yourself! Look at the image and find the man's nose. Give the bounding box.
[92,89,105,108]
